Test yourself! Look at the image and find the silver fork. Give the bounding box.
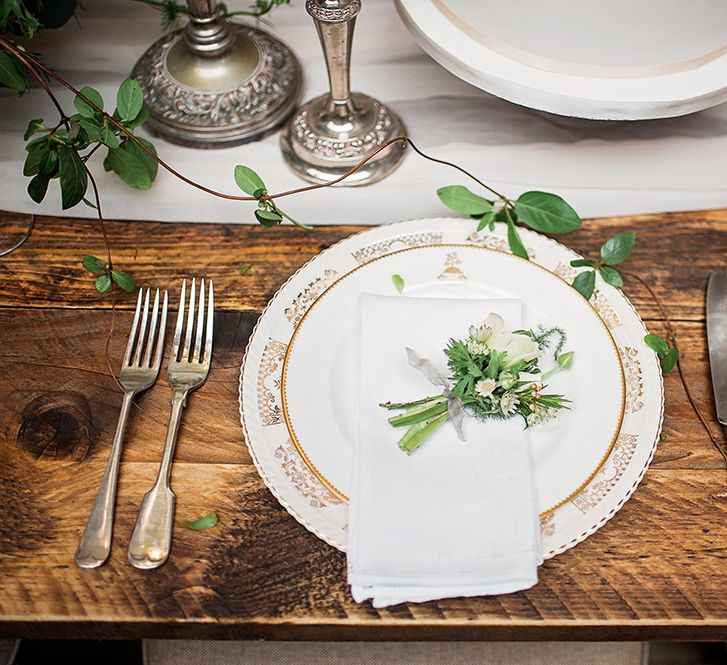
[75,287,168,568]
[128,278,214,569]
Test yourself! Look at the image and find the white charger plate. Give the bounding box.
[395,0,727,120]
[239,219,664,557]
[282,244,625,515]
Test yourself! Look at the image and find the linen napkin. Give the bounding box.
[348,295,542,607]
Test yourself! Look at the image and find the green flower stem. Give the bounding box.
[379,395,446,410]
[388,399,448,428]
[398,413,449,454]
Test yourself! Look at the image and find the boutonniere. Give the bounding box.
[381,313,573,454]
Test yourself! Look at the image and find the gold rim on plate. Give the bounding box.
[280,243,626,517]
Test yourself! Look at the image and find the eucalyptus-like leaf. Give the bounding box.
[82,255,106,275]
[58,145,88,209]
[185,512,218,531]
[239,264,253,275]
[570,258,596,268]
[437,185,493,216]
[599,265,624,288]
[505,216,528,259]
[255,209,282,227]
[476,210,496,232]
[27,173,50,203]
[572,269,596,300]
[0,51,28,94]
[73,86,104,118]
[514,191,581,234]
[392,274,405,293]
[643,333,670,356]
[95,273,112,293]
[116,79,144,122]
[23,118,44,141]
[111,270,136,293]
[600,231,635,266]
[234,165,266,196]
[661,347,679,373]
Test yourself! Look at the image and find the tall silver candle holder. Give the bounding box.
[280,0,406,185]
[131,0,302,147]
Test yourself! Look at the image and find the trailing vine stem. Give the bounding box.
[622,270,727,466]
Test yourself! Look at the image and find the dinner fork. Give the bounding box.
[128,278,214,569]
[75,288,168,568]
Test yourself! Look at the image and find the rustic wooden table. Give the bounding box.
[0,209,726,641]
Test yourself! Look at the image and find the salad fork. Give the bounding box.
[128,278,214,569]
[75,287,168,568]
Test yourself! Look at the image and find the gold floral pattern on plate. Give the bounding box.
[257,338,287,426]
[466,231,536,259]
[274,437,343,509]
[437,251,467,281]
[540,512,556,536]
[352,232,443,264]
[553,263,622,329]
[620,346,644,413]
[571,433,639,513]
[284,269,339,327]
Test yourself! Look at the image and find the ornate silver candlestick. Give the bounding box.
[280,0,406,185]
[131,0,302,147]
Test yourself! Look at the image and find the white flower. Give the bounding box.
[498,371,516,389]
[500,393,520,416]
[466,338,490,356]
[503,333,540,368]
[474,378,496,398]
[526,406,559,427]
[481,313,510,352]
[469,321,492,342]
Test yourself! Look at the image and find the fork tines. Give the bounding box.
[124,287,168,371]
[171,278,214,366]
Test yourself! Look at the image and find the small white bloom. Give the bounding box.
[500,392,520,416]
[466,338,490,356]
[469,321,492,342]
[526,406,559,427]
[474,378,497,398]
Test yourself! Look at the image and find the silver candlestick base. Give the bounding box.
[131,1,302,148]
[280,0,406,185]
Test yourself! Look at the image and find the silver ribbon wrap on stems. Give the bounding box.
[405,348,466,441]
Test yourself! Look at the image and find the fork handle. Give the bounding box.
[127,390,187,569]
[75,390,135,568]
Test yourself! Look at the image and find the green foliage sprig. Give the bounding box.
[82,256,136,293]
[644,333,679,373]
[437,185,582,260]
[569,231,635,300]
[134,0,291,31]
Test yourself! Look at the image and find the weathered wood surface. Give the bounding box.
[0,209,725,641]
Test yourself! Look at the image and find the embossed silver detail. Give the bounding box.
[305,0,361,22]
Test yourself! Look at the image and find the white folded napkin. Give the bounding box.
[348,295,542,607]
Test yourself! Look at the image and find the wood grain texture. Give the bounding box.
[0,209,726,640]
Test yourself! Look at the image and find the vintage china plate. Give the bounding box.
[282,244,625,515]
[239,219,663,557]
[395,0,727,119]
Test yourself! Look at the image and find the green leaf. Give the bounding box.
[476,210,495,232]
[75,115,104,143]
[514,191,582,234]
[58,145,88,209]
[572,270,596,300]
[82,197,98,209]
[557,351,574,370]
[184,511,218,531]
[104,142,152,189]
[125,104,149,130]
[644,333,669,357]
[277,208,314,230]
[239,264,253,275]
[101,122,119,150]
[392,273,405,293]
[128,137,158,181]
[505,215,528,259]
[82,256,106,274]
[436,185,493,216]
[24,139,50,177]
[235,165,266,196]
[23,118,44,141]
[27,173,50,203]
[600,231,636,266]
[116,79,144,122]
[599,265,624,288]
[254,209,282,227]
[111,270,136,293]
[0,51,28,94]
[661,347,679,373]
[73,86,104,118]
[39,149,58,177]
[95,273,112,293]
[570,258,596,268]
